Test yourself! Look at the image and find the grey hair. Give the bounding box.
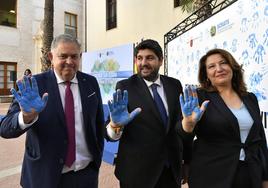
[51,34,81,50]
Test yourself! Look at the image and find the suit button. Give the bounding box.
[64,140,68,144]
[59,158,64,164]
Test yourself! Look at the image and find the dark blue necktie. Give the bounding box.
[151,83,168,126]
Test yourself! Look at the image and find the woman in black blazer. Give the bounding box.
[179,49,268,188]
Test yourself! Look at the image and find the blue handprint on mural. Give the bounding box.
[248,72,267,101]
[231,39,238,53]
[263,28,268,46]
[249,72,262,86]
[253,44,265,64]
[241,50,250,66]
[247,33,258,49]
[240,18,248,32]
[252,12,260,29]
[252,89,267,101]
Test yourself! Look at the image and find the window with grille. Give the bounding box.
[64,12,77,38]
[0,0,17,27]
[106,0,117,30]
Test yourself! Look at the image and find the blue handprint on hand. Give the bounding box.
[179,85,209,132]
[10,76,48,113]
[108,89,141,126]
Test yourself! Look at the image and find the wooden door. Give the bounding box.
[0,62,17,95]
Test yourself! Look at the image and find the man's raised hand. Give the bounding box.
[108,89,141,127]
[10,76,48,114]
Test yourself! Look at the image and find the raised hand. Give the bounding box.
[108,89,141,127]
[179,85,209,132]
[10,76,48,113]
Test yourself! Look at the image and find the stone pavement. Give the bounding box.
[0,103,119,188]
[0,103,188,188]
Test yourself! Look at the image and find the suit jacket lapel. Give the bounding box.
[76,72,97,136]
[134,75,164,125]
[77,72,89,128]
[161,76,174,132]
[242,95,262,142]
[47,70,66,126]
[208,92,240,137]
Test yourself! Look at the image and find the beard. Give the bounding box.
[138,65,159,82]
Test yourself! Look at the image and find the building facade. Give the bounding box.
[0,0,85,96]
[86,0,188,73]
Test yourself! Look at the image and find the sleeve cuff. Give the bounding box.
[18,112,38,130]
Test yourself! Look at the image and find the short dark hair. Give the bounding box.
[134,39,163,60]
[198,48,247,96]
[24,69,32,75]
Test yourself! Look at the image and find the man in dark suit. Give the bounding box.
[106,39,190,188]
[0,34,104,188]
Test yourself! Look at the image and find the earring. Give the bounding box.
[206,78,210,85]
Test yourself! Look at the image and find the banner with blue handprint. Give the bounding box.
[167,0,268,112]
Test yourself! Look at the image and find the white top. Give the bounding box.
[229,103,253,160]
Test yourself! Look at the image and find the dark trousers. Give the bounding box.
[232,161,252,188]
[120,166,178,188]
[58,162,98,188]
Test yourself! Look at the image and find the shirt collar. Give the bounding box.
[143,74,161,88]
[53,70,78,84]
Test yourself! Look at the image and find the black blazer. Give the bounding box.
[0,70,104,188]
[109,74,188,188]
[188,89,268,188]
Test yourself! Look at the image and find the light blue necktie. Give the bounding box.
[151,83,168,127]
